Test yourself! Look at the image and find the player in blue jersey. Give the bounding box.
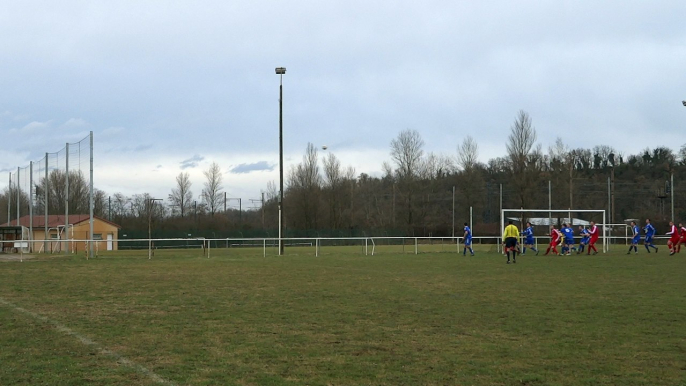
[463,223,474,256]
[643,218,658,253]
[576,226,590,254]
[520,222,539,255]
[627,221,640,254]
[560,223,576,255]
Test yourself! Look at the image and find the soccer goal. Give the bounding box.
[501,209,607,254]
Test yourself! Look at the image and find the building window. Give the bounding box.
[93,234,103,240]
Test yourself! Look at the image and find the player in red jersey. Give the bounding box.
[667,221,680,255]
[544,225,562,255]
[587,221,599,255]
[676,223,686,253]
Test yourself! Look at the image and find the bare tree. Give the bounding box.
[323,152,344,228]
[507,111,537,169]
[593,145,618,169]
[110,193,131,221]
[201,162,224,216]
[506,110,540,208]
[0,185,30,223]
[169,172,193,217]
[287,143,322,229]
[679,143,686,166]
[390,129,425,229]
[391,129,425,179]
[456,135,479,173]
[34,170,90,215]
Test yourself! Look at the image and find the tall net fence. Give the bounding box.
[3,133,94,254]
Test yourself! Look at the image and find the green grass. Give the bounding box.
[1,247,686,385]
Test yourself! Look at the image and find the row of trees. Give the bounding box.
[2,110,686,236]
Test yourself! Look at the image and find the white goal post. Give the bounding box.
[501,209,607,253]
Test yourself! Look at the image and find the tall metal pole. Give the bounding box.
[276,67,286,255]
[671,172,674,222]
[16,167,20,226]
[548,180,553,226]
[89,131,94,258]
[469,206,473,235]
[607,177,611,226]
[148,200,153,260]
[499,183,503,215]
[148,198,162,259]
[611,166,615,224]
[44,154,48,254]
[29,162,33,252]
[65,143,69,254]
[451,186,455,238]
[499,183,503,254]
[7,173,10,225]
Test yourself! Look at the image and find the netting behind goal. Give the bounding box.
[501,209,607,253]
[7,133,94,255]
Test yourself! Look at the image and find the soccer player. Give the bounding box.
[520,222,538,255]
[587,221,599,255]
[503,220,519,264]
[560,223,576,255]
[644,218,658,253]
[544,225,561,255]
[463,222,474,256]
[666,221,680,255]
[676,223,686,253]
[577,226,589,254]
[627,221,640,254]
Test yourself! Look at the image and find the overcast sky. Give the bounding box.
[1,1,685,208]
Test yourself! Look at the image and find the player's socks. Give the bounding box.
[469,247,474,256]
[522,247,527,254]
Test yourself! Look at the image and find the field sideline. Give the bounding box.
[1,247,685,385]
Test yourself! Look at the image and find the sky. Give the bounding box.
[1,1,685,208]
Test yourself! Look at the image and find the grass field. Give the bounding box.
[1,246,685,385]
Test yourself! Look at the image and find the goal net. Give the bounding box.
[500,209,607,254]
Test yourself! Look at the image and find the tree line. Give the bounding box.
[2,110,685,237]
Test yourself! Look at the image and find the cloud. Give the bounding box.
[61,118,88,128]
[230,161,275,174]
[180,154,204,169]
[101,126,125,136]
[9,120,52,134]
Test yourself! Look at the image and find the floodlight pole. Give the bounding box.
[148,198,162,259]
[276,67,286,255]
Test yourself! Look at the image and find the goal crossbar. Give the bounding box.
[501,208,607,253]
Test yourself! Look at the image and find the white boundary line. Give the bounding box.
[0,297,176,386]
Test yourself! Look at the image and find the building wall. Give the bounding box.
[30,221,119,253]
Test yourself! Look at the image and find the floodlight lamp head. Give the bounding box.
[275,67,286,74]
[682,100,686,106]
